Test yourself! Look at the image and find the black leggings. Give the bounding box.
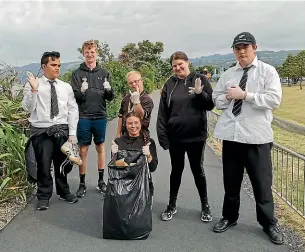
[168,141,208,208]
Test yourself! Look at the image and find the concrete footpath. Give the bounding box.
[0,90,289,252]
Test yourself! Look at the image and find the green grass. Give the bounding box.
[274,85,305,126]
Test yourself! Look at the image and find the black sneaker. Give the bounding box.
[37,200,49,210]
[97,180,107,194]
[263,226,284,245]
[161,205,177,221]
[201,203,213,222]
[76,183,87,198]
[59,193,78,204]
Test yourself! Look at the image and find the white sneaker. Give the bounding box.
[60,141,83,166]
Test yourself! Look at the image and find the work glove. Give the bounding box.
[188,77,203,95]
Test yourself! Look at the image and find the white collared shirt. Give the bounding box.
[22,75,79,135]
[212,56,282,144]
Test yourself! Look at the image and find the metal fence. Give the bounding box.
[207,110,305,219]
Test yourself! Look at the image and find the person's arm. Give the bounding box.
[22,82,38,113]
[104,72,114,101]
[244,67,282,110]
[71,70,85,103]
[137,97,154,129]
[195,75,215,111]
[147,139,158,172]
[67,84,79,136]
[212,74,231,110]
[156,83,170,150]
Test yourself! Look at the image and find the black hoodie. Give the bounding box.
[71,62,114,119]
[156,72,214,150]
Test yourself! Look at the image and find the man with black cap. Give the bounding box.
[212,32,283,245]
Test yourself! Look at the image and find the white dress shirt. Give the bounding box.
[212,56,282,144]
[22,75,79,136]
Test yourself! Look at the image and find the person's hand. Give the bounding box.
[188,77,203,95]
[129,85,140,105]
[26,71,39,90]
[226,85,245,100]
[68,135,78,144]
[103,78,111,90]
[111,140,118,154]
[142,142,151,157]
[81,81,88,93]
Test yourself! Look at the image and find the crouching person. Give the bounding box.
[103,111,158,240]
[22,51,81,210]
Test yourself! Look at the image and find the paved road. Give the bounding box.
[0,90,289,252]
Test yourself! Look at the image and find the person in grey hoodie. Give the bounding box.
[156,51,214,222]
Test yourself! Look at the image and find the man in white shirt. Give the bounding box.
[22,51,80,210]
[212,32,284,245]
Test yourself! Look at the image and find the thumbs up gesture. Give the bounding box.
[103,77,111,90]
[142,142,151,157]
[129,85,140,105]
[111,140,118,154]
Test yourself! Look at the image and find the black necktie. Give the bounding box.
[232,66,252,117]
[49,80,59,119]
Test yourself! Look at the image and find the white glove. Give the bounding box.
[103,78,111,90]
[111,140,118,154]
[188,78,203,95]
[129,90,140,105]
[81,81,88,93]
[68,135,78,144]
[142,142,151,157]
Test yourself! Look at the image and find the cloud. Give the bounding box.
[0,0,304,66]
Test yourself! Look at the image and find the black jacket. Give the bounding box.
[114,133,158,173]
[156,72,214,150]
[71,62,114,119]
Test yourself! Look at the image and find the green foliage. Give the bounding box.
[0,123,30,203]
[278,51,305,89]
[196,65,216,74]
[58,69,73,83]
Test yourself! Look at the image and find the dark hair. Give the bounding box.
[40,51,60,66]
[125,111,150,145]
[169,51,188,65]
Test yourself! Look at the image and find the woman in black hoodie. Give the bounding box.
[157,51,215,222]
[111,111,158,196]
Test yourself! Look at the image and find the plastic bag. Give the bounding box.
[103,149,152,240]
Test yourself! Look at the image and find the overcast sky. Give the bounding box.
[0,0,304,66]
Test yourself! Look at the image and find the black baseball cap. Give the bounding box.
[231,32,256,48]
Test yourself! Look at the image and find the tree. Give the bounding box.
[295,50,305,89]
[119,40,164,68]
[78,40,114,64]
[279,54,298,87]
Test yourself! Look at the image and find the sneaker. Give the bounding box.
[97,180,107,194]
[37,200,49,210]
[59,193,79,204]
[161,205,177,221]
[76,183,87,198]
[60,141,83,166]
[201,203,213,222]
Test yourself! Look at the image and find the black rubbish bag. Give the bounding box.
[103,149,152,240]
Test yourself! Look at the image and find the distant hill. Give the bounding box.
[10,49,302,84]
[189,50,302,68]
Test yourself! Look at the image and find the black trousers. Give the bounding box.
[32,132,70,201]
[222,140,277,228]
[168,141,208,208]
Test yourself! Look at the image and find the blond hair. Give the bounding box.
[81,40,98,52]
[126,70,142,81]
